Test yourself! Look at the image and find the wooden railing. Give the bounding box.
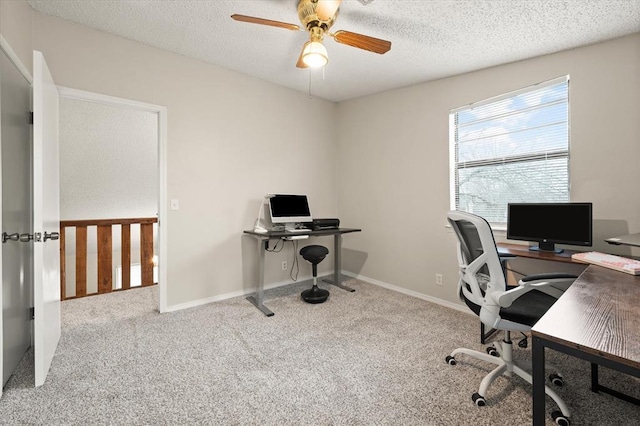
[60,217,158,300]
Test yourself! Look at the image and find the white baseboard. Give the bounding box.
[163,271,470,316]
[162,272,323,313]
[342,271,471,315]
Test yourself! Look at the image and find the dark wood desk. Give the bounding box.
[497,242,580,264]
[606,232,640,248]
[243,227,361,316]
[480,243,583,344]
[531,265,640,425]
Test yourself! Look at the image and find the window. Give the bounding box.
[450,76,570,224]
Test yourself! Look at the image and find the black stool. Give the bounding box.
[300,245,330,304]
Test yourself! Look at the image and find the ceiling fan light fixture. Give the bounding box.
[301,41,328,68]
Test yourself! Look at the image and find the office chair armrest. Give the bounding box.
[520,273,578,283]
[520,273,578,298]
[494,273,578,308]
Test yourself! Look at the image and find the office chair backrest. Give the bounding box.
[447,211,505,324]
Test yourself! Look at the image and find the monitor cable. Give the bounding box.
[289,240,300,282]
[266,239,284,253]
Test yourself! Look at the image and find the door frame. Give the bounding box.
[57,86,168,313]
[0,35,34,397]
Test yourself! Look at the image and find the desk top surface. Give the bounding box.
[243,227,361,238]
[496,242,580,264]
[532,265,640,369]
[606,233,640,248]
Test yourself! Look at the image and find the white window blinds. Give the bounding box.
[450,76,570,224]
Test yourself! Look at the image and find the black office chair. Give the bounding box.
[446,211,575,425]
[300,245,329,304]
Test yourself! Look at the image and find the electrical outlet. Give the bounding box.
[436,273,443,286]
[282,261,287,271]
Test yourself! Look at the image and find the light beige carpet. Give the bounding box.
[0,279,638,425]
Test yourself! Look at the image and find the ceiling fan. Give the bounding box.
[231,0,391,69]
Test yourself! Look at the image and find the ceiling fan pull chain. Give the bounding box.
[308,71,312,98]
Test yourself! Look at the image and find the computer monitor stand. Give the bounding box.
[284,223,299,232]
[530,242,564,254]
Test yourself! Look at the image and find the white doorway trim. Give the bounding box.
[57,86,168,313]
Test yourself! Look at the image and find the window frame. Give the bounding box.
[449,75,570,225]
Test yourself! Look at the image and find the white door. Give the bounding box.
[32,51,61,387]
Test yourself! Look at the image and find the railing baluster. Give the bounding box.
[141,223,154,286]
[76,226,87,298]
[97,225,113,294]
[60,217,157,299]
[121,224,131,290]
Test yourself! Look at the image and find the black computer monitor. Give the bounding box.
[506,202,593,253]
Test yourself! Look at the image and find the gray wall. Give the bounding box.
[2,0,639,310]
[31,12,339,308]
[0,1,33,72]
[1,2,338,309]
[337,33,640,306]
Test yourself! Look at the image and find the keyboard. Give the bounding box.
[285,228,310,233]
[571,251,640,275]
[283,235,309,240]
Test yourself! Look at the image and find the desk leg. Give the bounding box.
[532,335,546,426]
[246,239,274,317]
[480,322,499,344]
[590,362,640,405]
[322,234,355,292]
[591,363,599,393]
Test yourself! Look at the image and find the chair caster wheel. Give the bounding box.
[486,346,499,357]
[445,355,456,366]
[551,410,570,426]
[471,392,486,406]
[549,373,564,386]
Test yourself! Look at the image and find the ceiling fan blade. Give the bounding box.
[316,0,343,21]
[332,30,391,54]
[231,14,300,31]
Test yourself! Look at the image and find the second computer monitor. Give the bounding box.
[507,202,593,253]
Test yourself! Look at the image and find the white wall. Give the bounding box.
[2,5,338,308]
[337,33,640,306]
[3,0,638,310]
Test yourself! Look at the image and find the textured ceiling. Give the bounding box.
[28,0,640,102]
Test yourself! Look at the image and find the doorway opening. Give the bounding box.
[57,87,168,313]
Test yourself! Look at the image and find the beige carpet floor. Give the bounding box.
[0,279,638,425]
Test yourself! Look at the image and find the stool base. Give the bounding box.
[301,285,329,304]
